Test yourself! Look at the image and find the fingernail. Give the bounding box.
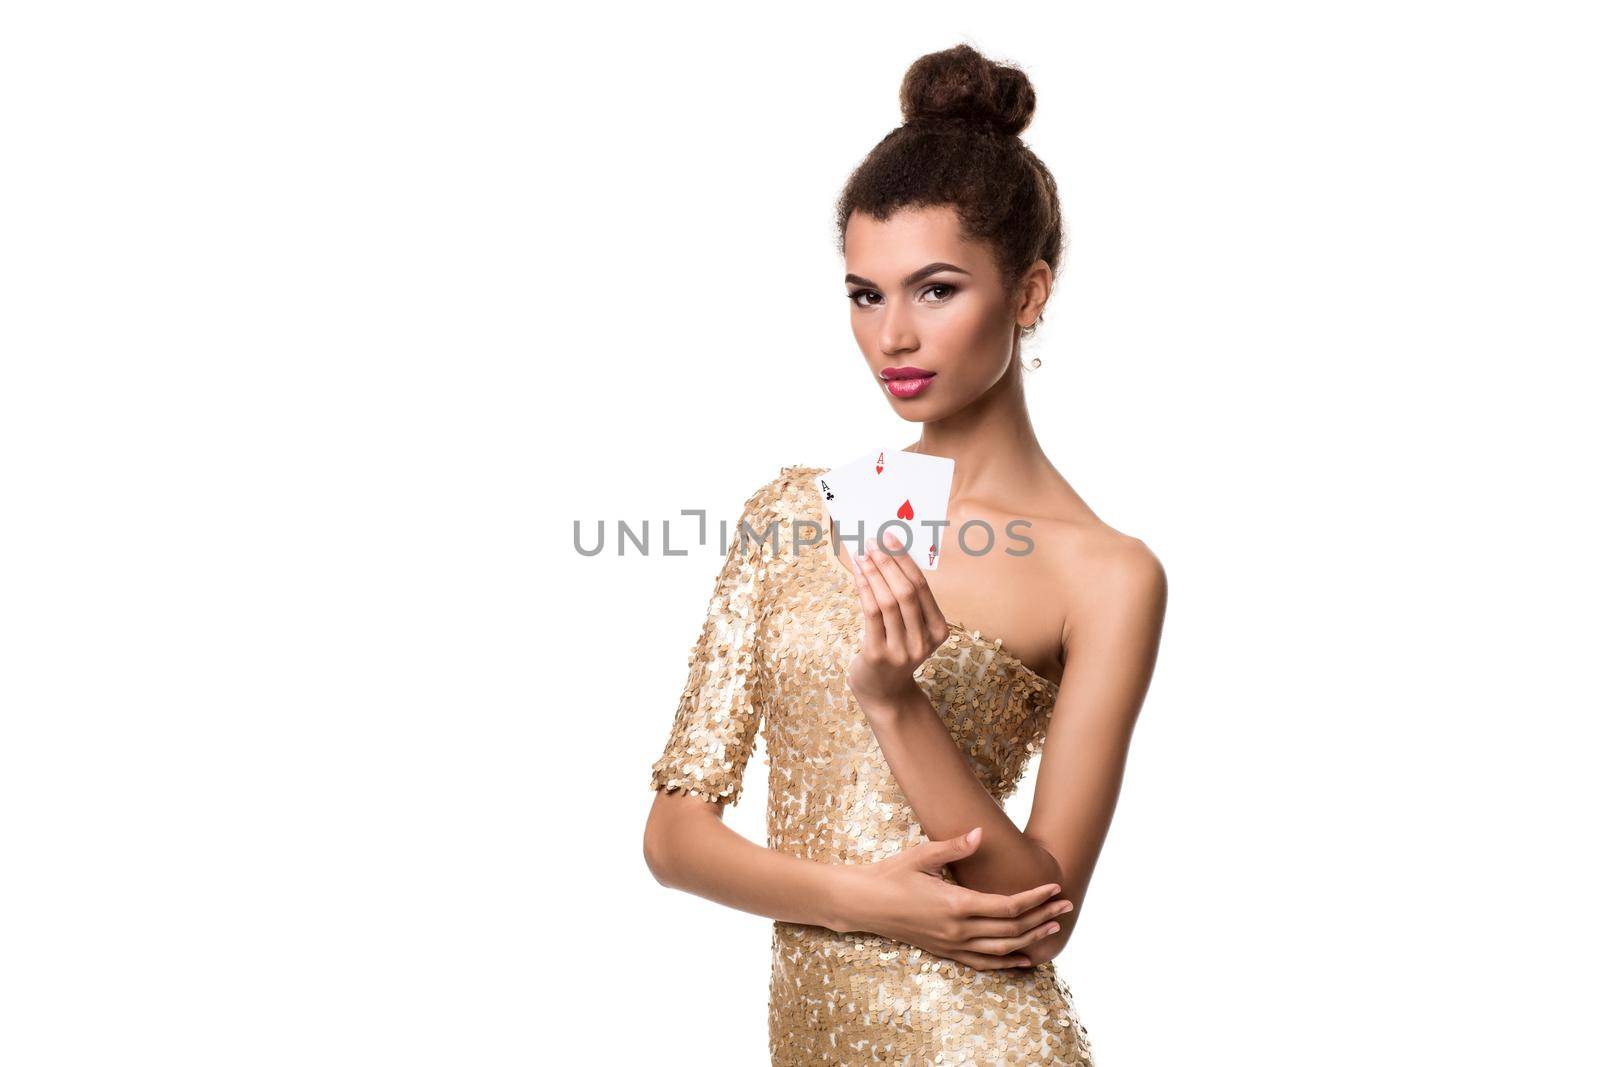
[1045,923,1060,935]
[965,828,979,844]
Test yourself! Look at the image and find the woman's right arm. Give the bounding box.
[643,792,847,929]
[643,798,1075,969]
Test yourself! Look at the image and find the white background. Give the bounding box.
[3,3,1597,1064]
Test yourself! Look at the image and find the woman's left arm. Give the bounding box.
[848,533,1167,962]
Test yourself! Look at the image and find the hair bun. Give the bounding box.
[899,43,1037,138]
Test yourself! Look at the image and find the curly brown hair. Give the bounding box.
[834,43,1067,337]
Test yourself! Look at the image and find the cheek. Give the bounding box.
[850,314,870,349]
[936,301,1000,347]
[938,302,1013,380]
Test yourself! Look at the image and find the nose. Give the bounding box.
[878,296,918,357]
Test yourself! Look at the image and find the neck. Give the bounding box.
[903,355,1055,501]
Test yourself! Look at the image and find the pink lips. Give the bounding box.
[880,366,936,399]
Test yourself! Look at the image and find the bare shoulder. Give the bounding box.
[1081,525,1166,605]
[1022,500,1167,641]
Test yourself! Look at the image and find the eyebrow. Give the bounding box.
[844,262,972,290]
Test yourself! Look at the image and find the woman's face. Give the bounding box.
[843,205,1029,422]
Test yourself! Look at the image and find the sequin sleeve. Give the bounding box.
[648,474,782,807]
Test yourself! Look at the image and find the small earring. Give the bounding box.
[1029,357,1042,368]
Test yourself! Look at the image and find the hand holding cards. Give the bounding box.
[815,447,955,570]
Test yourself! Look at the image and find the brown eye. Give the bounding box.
[848,290,881,308]
[924,283,958,302]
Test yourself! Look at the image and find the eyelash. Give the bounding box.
[847,283,959,308]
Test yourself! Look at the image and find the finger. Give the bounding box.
[878,529,925,587]
[870,535,927,649]
[939,948,1037,971]
[960,897,1076,940]
[955,881,1063,919]
[958,918,1062,958]
[843,543,886,655]
[911,827,982,870]
[880,531,947,645]
[857,547,908,661]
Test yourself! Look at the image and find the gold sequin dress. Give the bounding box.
[649,466,1096,1066]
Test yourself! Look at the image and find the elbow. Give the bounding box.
[642,833,666,886]
[643,794,714,888]
[1022,834,1068,889]
[1019,839,1080,965]
[1027,910,1080,965]
[642,814,678,887]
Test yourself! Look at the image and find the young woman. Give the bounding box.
[643,43,1167,1065]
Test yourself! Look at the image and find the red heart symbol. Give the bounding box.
[896,499,914,521]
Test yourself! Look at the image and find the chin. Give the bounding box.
[888,399,951,423]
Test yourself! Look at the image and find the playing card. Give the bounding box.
[815,447,881,515]
[813,447,885,555]
[815,447,955,570]
[875,449,955,570]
